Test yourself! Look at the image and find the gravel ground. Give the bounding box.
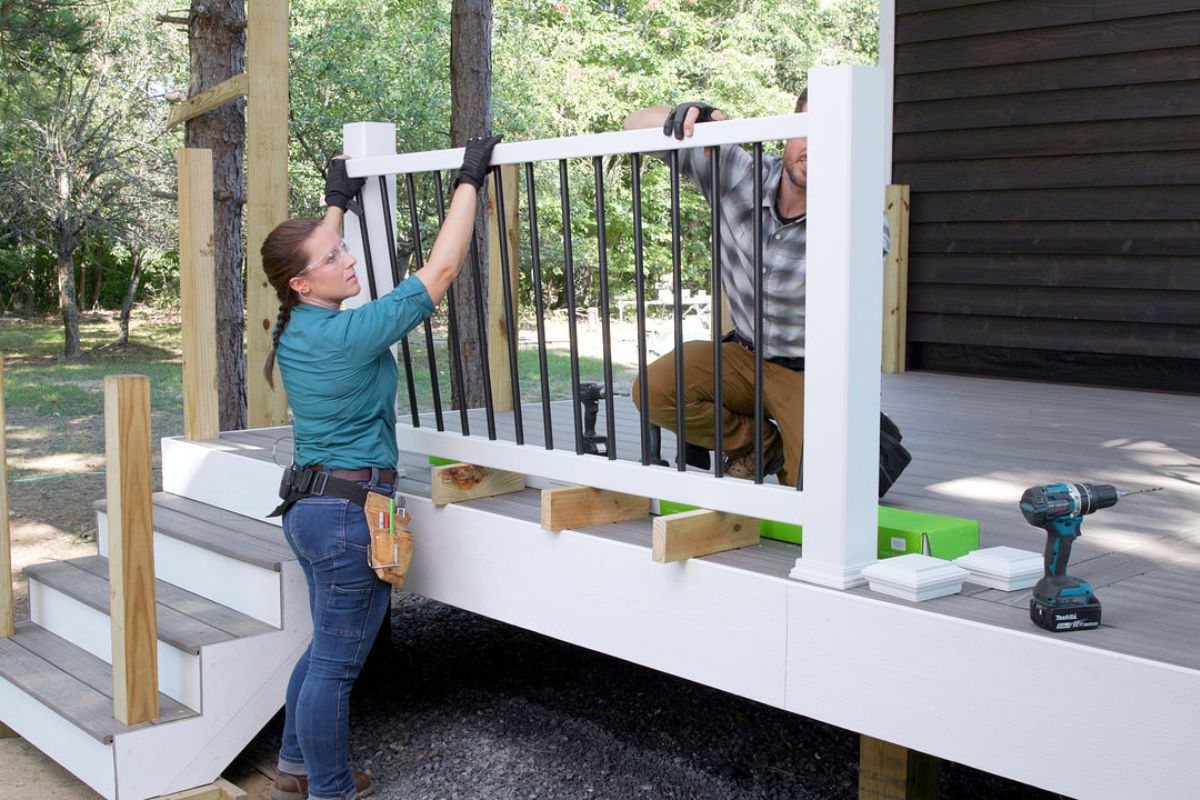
[250,594,1068,800]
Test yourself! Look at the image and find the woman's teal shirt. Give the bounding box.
[275,275,434,469]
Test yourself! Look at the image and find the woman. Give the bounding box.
[261,135,500,800]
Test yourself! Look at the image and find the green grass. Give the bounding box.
[1,315,183,418]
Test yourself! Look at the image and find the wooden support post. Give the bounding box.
[245,0,291,428]
[486,163,520,412]
[178,149,221,441]
[859,735,940,800]
[652,509,758,563]
[540,486,649,533]
[105,375,159,725]
[430,462,525,506]
[882,184,909,374]
[0,356,11,639]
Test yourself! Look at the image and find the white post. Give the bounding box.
[342,122,399,310]
[790,65,887,589]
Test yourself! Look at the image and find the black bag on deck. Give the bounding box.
[879,412,912,499]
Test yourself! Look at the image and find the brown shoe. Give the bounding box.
[273,770,374,800]
[723,427,785,481]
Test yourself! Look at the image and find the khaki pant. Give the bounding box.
[631,340,805,487]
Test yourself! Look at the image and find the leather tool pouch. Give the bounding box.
[364,491,414,588]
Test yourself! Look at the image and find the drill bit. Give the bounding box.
[1118,486,1164,498]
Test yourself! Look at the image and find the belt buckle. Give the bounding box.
[310,470,329,496]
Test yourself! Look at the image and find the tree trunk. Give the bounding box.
[55,223,81,360]
[450,0,492,409]
[89,258,103,310]
[187,0,247,431]
[119,248,144,346]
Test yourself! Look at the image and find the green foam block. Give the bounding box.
[658,500,979,561]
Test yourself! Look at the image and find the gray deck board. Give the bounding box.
[25,558,237,654]
[211,370,1200,670]
[11,621,197,722]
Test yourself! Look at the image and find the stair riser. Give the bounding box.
[0,674,117,800]
[27,578,202,711]
[162,437,283,525]
[97,513,283,627]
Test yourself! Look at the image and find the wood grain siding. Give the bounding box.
[893,0,1200,391]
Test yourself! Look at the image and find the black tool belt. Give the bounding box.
[268,464,394,518]
[722,330,806,372]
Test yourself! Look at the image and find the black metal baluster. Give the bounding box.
[752,144,765,483]
[432,171,470,436]
[630,153,651,466]
[593,156,617,461]
[559,159,585,454]
[669,151,686,471]
[524,162,554,450]
[710,148,724,477]
[492,167,524,445]
[378,175,420,427]
[467,224,497,440]
[405,174,444,432]
[353,190,379,300]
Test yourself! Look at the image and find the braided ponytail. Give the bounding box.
[260,217,324,388]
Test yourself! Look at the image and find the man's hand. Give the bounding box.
[663,101,725,139]
[324,155,365,211]
[453,133,503,190]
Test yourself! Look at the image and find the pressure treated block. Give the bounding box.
[652,509,759,563]
[430,463,525,506]
[859,735,940,800]
[541,486,649,533]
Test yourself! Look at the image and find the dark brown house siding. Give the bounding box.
[892,0,1200,392]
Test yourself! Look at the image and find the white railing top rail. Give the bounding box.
[346,113,808,178]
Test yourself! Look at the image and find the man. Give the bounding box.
[625,94,901,491]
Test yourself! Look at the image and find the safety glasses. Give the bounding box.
[300,239,351,276]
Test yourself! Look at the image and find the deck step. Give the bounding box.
[95,492,294,571]
[0,621,197,743]
[24,556,277,654]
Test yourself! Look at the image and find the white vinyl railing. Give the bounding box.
[342,65,886,589]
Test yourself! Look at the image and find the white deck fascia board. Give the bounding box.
[162,437,284,525]
[345,114,808,177]
[403,493,791,708]
[786,586,1200,800]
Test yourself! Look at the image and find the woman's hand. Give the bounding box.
[324,155,366,211]
[452,134,503,190]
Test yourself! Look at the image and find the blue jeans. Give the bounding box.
[277,483,392,800]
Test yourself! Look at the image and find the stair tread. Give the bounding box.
[95,492,294,570]
[0,622,197,744]
[25,557,276,654]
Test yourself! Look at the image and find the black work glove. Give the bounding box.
[663,101,717,139]
[324,157,365,211]
[453,134,503,190]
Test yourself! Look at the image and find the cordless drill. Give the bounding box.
[1020,483,1160,632]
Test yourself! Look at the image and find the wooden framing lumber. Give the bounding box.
[882,184,910,374]
[486,163,520,412]
[166,73,248,130]
[652,509,759,563]
[177,149,221,441]
[156,778,248,800]
[858,735,940,800]
[245,0,291,428]
[0,356,11,638]
[430,463,525,506]
[104,375,159,725]
[540,486,649,533]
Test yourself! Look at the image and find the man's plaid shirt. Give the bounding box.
[678,145,889,360]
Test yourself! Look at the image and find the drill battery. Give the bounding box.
[1030,591,1101,632]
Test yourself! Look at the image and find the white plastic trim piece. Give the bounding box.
[345,114,808,177]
